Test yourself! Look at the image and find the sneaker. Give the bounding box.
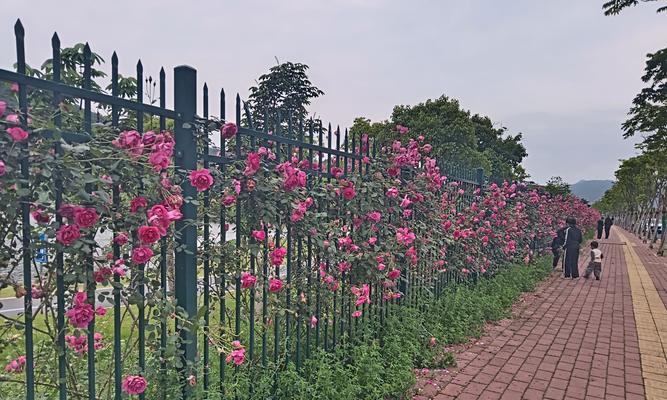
[595,277,600,280]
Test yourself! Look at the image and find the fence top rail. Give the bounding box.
[236,127,364,160]
[0,68,181,120]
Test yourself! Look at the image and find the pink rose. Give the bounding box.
[131,247,154,264]
[310,315,318,328]
[396,124,409,134]
[268,278,283,293]
[240,272,257,289]
[0,100,6,117]
[65,297,95,328]
[74,207,99,229]
[137,225,161,245]
[0,160,5,176]
[7,127,29,141]
[251,230,266,241]
[366,211,382,222]
[387,269,401,280]
[122,375,148,395]
[222,195,236,207]
[114,232,130,246]
[130,197,148,213]
[148,151,170,172]
[5,114,19,124]
[341,184,356,200]
[56,224,81,246]
[270,247,287,266]
[30,208,51,224]
[225,340,246,365]
[189,169,214,192]
[221,122,238,139]
[4,356,26,373]
[243,152,261,176]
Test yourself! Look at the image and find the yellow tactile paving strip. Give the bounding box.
[618,231,667,400]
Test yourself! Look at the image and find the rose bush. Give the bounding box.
[0,81,596,398]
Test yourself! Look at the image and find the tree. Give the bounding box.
[247,61,324,131]
[545,176,572,197]
[622,48,667,153]
[350,96,528,182]
[471,114,528,182]
[602,0,667,15]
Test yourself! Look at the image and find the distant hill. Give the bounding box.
[570,180,614,203]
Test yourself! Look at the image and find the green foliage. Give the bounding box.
[622,47,667,154]
[247,61,324,129]
[218,257,552,400]
[602,0,667,15]
[349,96,528,182]
[544,176,572,197]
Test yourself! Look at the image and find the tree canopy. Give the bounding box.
[602,0,667,15]
[247,61,324,130]
[350,96,527,182]
[544,176,572,197]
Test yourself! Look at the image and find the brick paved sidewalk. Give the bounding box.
[416,228,651,400]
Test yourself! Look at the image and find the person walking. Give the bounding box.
[604,216,613,239]
[562,217,583,279]
[596,217,604,239]
[583,241,603,280]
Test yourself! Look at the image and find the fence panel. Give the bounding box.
[0,19,489,400]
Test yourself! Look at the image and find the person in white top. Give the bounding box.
[583,241,603,280]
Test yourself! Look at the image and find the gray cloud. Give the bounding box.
[1,0,664,183]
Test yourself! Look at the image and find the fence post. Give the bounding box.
[476,168,484,191]
[173,65,198,382]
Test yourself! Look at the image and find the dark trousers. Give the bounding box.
[597,228,603,239]
[584,262,602,280]
[604,226,611,239]
[551,248,560,268]
[564,247,580,278]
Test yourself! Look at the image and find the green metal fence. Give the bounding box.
[0,19,485,399]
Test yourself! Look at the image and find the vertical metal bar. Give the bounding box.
[350,130,356,174]
[51,31,67,400]
[343,129,348,175]
[296,233,303,369]
[135,60,146,400]
[82,43,97,400]
[285,224,292,366]
[173,66,198,394]
[234,95,242,397]
[261,228,268,367]
[202,83,211,393]
[218,88,227,394]
[14,21,34,400]
[158,66,167,400]
[306,120,314,358]
[273,219,281,393]
[247,116,257,397]
[111,51,123,400]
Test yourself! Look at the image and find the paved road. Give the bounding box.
[414,227,667,400]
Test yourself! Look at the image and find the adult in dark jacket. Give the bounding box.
[604,216,613,239]
[563,217,583,278]
[596,218,604,239]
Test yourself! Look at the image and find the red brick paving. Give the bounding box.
[414,228,652,400]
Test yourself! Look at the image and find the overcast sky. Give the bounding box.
[2,1,665,183]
